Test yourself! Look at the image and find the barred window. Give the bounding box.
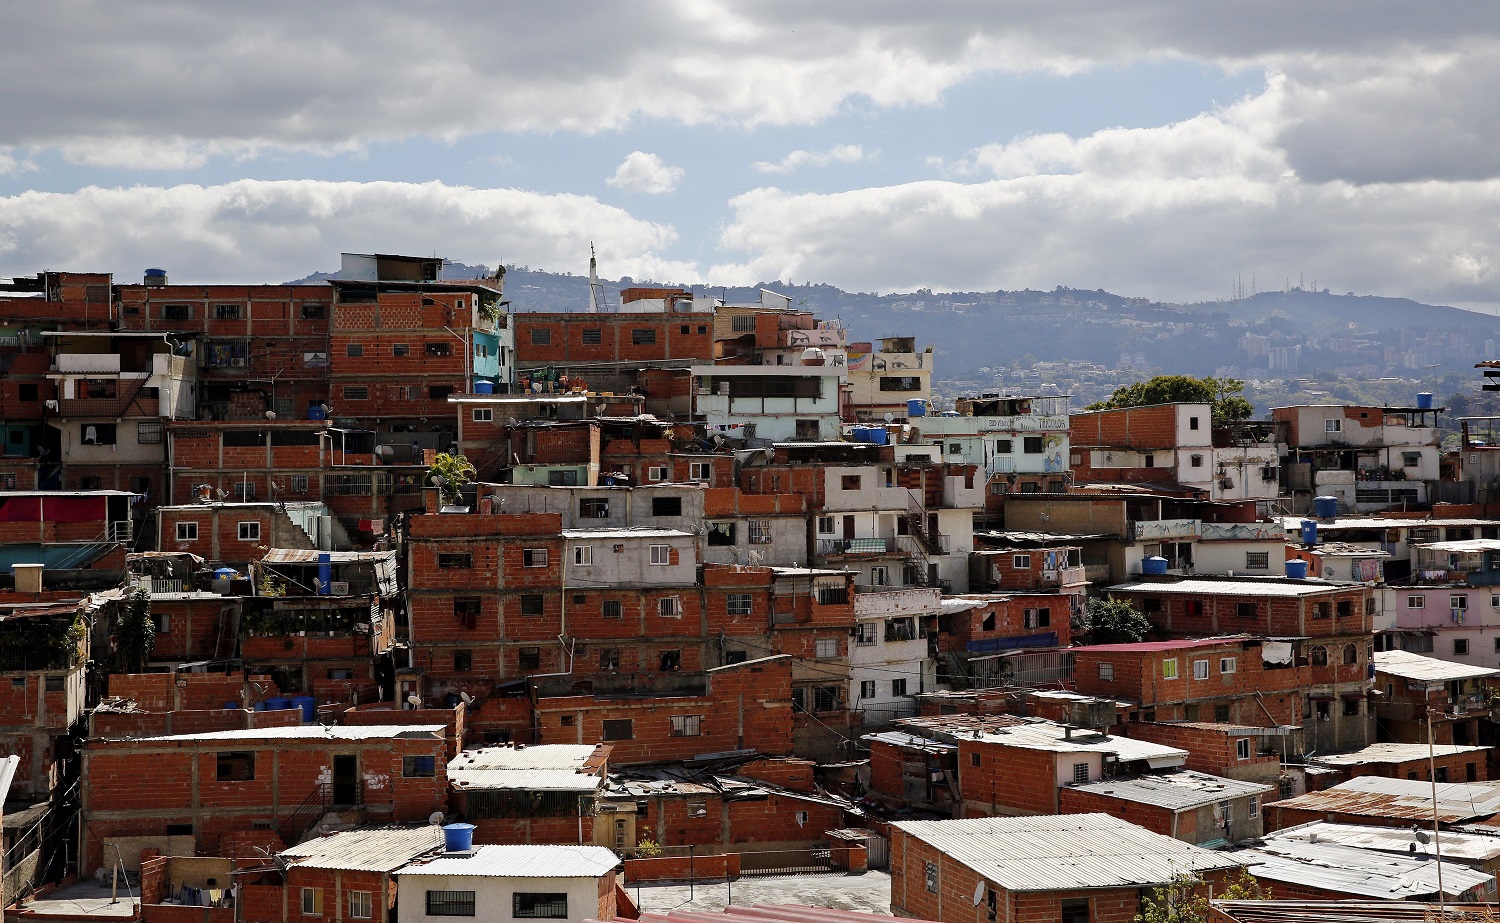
[513,893,567,919]
[727,593,752,616]
[748,520,773,544]
[426,891,476,917]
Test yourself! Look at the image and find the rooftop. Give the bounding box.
[1212,900,1492,923]
[396,844,621,878]
[1072,636,1253,654]
[1309,742,1489,767]
[1234,838,1492,900]
[1271,821,1500,862]
[1279,516,1500,531]
[892,814,1238,892]
[896,716,1187,767]
[118,725,445,743]
[1373,649,1500,683]
[281,826,444,872]
[1270,776,1500,823]
[1108,578,1359,598]
[448,743,607,792]
[1415,539,1500,553]
[561,528,695,540]
[1066,770,1273,811]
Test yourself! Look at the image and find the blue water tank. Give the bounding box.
[1300,519,1318,546]
[1313,495,1339,520]
[907,399,927,418]
[264,697,291,712]
[214,567,236,579]
[442,823,475,852]
[849,426,870,443]
[318,552,332,596]
[1285,559,1309,579]
[224,702,238,711]
[307,404,327,420]
[292,695,317,723]
[1417,392,1434,410]
[865,427,888,446]
[1142,556,1169,575]
[474,381,494,395]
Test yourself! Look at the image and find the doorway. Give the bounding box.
[332,754,358,805]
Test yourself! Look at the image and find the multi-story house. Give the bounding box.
[850,586,939,726]
[691,363,845,443]
[0,596,88,803]
[1372,649,1499,748]
[1382,539,1500,663]
[1281,513,1500,583]
[915,394,1071,519]
[845,336,933,424]
[1274,402,1444,514]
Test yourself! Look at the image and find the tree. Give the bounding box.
[426,452,477,507]
[1077,597,1153,645]
[1086,375,1252,425]
[1136,871,1270,923]
[111,588,155,674]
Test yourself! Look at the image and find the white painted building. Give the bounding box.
[691,365,843,442]
[394,845,620,923]
[850,586,940,725]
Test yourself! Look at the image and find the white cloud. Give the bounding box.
[709,85,1500,308]
[751,144,872,174]
[0,179,697,285]
[606,152,684,194]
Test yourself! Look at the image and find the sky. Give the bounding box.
[3,2,1500,309]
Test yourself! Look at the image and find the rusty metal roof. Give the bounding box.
[1271,776,1500,823]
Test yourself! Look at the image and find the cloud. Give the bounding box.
[709,86,1500,308]
[0,179,697,285]
[751,144,872,174]
[606,152,684,194]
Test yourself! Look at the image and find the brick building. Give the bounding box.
[237,826,445,923]
[1126,723,1285,785]
[1308,742,1489,784]
[1372,649,1499,748]
[0,597,88,802]
[1056,770,1273,845]
[448,743,609,846]
[1266,775,1500,832]
[890,814,1239,923]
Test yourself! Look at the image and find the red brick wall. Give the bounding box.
[1057,788,1174,837]
[957,742,1059,816]
[515,314,713,366]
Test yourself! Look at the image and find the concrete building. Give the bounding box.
[915,394,1071,516]
[1057,770,1274,845]
[1273,403,1444,514]
[393,844,621,923]
[845,336,933,424]
[691,365,844,443]
[850,586,939,726]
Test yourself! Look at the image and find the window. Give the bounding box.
[579,498,609,519]
[1247,795,1260,818]
[1455,638,1470,655]
[452,650,473,672]
[1189,416,1200,430]
[658,596,682,618]
[151,613,171,634]
[176,521,199,541]
[137,421,163,444]
[581,328,602,345]
[631,328,657,345]
[1012,554,1031,569]
[301,303,325,319]
[216,752,255,781]
[602,599,623,619]
[1409,594,1425,609]
[1190,454,1204,468]
[402,756,436,778]
[1072,762,1090,784]
[301,888,323,916]
[1343,697,1361,717]
[80,423,116,445]
[598,648,620,670]
[343,386,368,401]
[1097,663,1115,681]
[603,719,634,741]
[1326,418,1342,432]
[1061,899,1090,923]
[530,329,552,345]
[1023,607,1049,628]
[519,647,541,670]
[438,553,472,569]
[1451,595,1469,610]
[520,595,544,617]
[390,343,410,357]
[1310,645,1328,666]
[1236,738,1251,760]
[688,462,712,483]
[722,650,747,665]
[660,649,682,671]
[748,520,772,544]
[1236,602,1257,619]
[1245,552,1268,569]
[892,678,908,697]
[347,892,372,920]
[1193,660,1210,680]
[1162,658,1179,680]
[732,314,758,333]
[813,685,842,712]
[817,516,835,534]
[816,638,839,658]
[855,622,877,645]
[652,496,683,516]
[345,343,363,357]
[163,303,191,320]
[572,545,593,566]
[425,342,452,357]
[840,474,862,490]
[670,715,702,737]
[948,442,962,455]
[1220,657,1237,674]
[425,891,475,917]
[995,439,1013,454]
[727,593,752,616]
[924,861,938,893]
[523,548,549,567]
[860,680,877,699]
[647,465,667,482]
[688,800,709,818]
[989,482,1010,496]
[453,597,481,628]
[650,544,672,565]
[547,469,579,486]
[237,521,261,541]
[472,407,493,422]
[1023,436,1044,454]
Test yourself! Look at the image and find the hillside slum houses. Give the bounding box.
[13,253,1500,922]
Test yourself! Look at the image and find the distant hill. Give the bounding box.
[285,263,1500,379]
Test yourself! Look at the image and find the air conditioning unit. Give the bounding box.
[227,357,246,368]
[330,581,350,596]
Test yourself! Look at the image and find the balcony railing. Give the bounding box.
[817,537,896,556]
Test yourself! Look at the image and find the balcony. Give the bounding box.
[817,537,896,556]
[853,586,941,618]
[53,354,121,374]
[57,394,159,418]
[1056,566,1088,586]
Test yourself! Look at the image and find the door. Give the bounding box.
[332,754,358,805]
[842,516,855,540]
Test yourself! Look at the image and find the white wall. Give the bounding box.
[396,873,602,923]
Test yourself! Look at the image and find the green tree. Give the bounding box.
[1136,871,1269,923]
[426,452,477,506]
[1086,375,1252,425]
[111,588,155,674]
[1077,597,1153,645]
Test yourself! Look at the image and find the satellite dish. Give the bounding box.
[406,694,422,708]
[884,412,894,423]
[265,410,277,420]
[1414,825,1431,845]
[429,812,445,826]
[972,882,986,907]
[216,489,228,500]
[459,691,474,706]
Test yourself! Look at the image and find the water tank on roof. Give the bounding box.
[801,347,825,366]
[1142,556,1169,575]
[907,399,927,418]
[474,381,494,395]
[144,268,168,287]
[442,823,476,853]
[1313,495,1339,520]
[291,695,317,723]
[1417,392,1434,410]
[1285,559,1309,579]
[1300,519,1318,546]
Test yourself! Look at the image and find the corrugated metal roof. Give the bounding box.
[281,826,443,872]
[1271,776,1500,823]
[1236,839,1493,900]
[448,745,600,772]
[450,768,601,792]
[1373,649,1500,682]
[1108,579,1357,598]
[0,755,19,807]
[131,725,444,742]
[1310,742,1488,767]
[1278,516,1500,531]
[898,716,1187,766]
[893,814,1239,892]
[1419,539,1500,552]
[261,548,398,596]
[861,731,957,752]
[1066,770,1273,811]
[395,844,621,878]
[1271,821,1500,862]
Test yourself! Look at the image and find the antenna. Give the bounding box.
[429,811,445,826]
[587,242,601,314]
[972,882,986,907]
[406,694,422,709]
[459,691,474,706]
